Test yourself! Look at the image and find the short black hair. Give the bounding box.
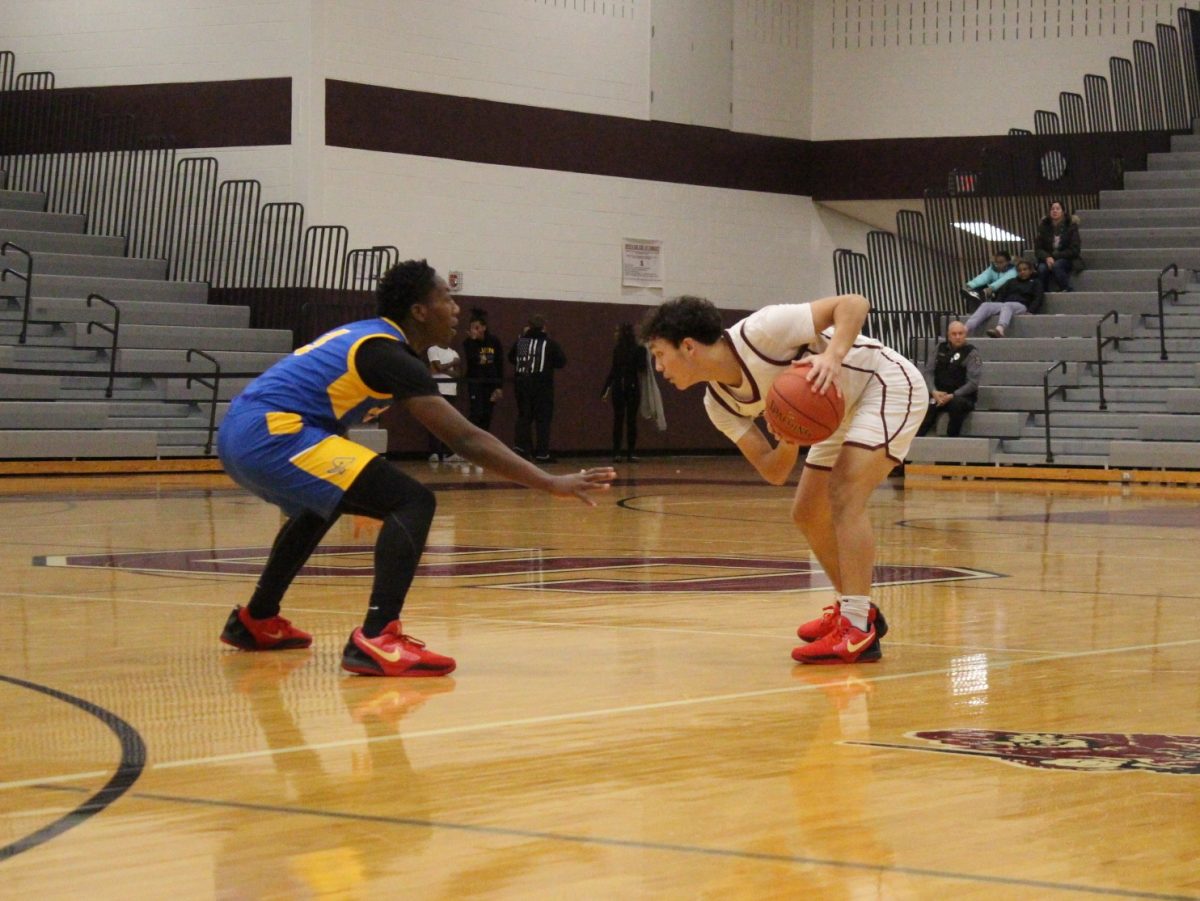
[639,295,724,347]
[469,307,488,325]
[993,249,1012,262]
[376,259,438,322]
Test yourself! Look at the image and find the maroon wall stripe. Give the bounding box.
[325,79,1175,200]
[2,78,291,151]
[325,79,811,195]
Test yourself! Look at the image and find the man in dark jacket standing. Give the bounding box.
[462,308,504,433]
[509,314,567,462]
[918,320,981,437]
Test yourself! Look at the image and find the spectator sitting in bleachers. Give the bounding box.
[917,319,980,438]
[961,250,1017,306]
[964,258,1044,338]
[1034,199,1083,292]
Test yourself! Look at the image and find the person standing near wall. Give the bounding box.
[509,314,567,463]
[426,341,463,463]
[462,308,504,433]
[601,323,647,462]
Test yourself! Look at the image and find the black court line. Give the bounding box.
[32,783,1197,900]
[0,675,146,862]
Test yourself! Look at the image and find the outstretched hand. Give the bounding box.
[548,467,617,506]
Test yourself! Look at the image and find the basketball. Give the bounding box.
[764,363,845,445]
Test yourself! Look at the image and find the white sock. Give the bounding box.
[840,595,871,631]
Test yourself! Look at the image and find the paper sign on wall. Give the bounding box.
[622,238,663,288]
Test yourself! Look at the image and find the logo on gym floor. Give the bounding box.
[33,544,996,593]
[846,729,1200,775]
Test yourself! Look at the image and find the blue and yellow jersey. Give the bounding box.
[237,317,407,433]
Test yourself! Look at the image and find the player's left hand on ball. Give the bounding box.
[549,467,617,506]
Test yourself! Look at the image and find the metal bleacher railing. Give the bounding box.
[0,49,388,347]
[836,7,1200,369]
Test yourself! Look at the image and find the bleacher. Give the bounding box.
[907,121,1200,473]
[0,179,294,458]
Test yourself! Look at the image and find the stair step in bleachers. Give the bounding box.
[0,189,46,211]
[2,249,167,280]
[0,376,60,399]
[348,428,388,453]
[165,377,255,402]
[1099,187,1200,209]
[1109,441,1200,468]
[0,429,158,458]
[990,452,1110,466]
[1030,411,1154,428]
[73,322,292,353]
[1040,293,1161,315]
[1087,360,1197,377]
[1064,385,1174,403]
[1020,425,1140,440]
[155,428,220,446]
[10,345,105,365]
[107,413,222,431]
[30,273,208,304]
[955,411,1026,437]
[0,209,86,233]
[970,337,1096,361]
[4,296,250,328]
[1077,226,1200,249]
[980,361,1082,385]
[114,348,287,373]
[1073,269,1191,292]
[1084,247,1200,270]
[970,315,1136,339]
[906,436,997,463]
[1136,415,1200,441]
[1147,150,1200,170]
[0,321,66,341]
[1113,337,1200,355]
[1169,134,1200,152]
[1078,206,1200,229]
[1124,168,1200,189]
[0,228,125,256]
[0,401,108,428]
[104,400,200,418]
[1000,437,1115,456]
[1088,376,1195,387]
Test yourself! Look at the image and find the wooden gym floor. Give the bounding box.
[0,457,1197,899]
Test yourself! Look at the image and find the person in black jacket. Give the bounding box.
[1034,199,1083,292]
[918,320,981,437]
[964,259,1044,337]
[462,308,504,433]
[509,314,567,462]
[601,323,648,461]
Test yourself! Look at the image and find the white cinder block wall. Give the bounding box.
[811,0,1200,139]
[0,0,1195,303]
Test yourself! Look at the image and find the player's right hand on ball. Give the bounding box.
[549,467,617,506]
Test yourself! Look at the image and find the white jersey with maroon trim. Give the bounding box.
[703,303,887,443]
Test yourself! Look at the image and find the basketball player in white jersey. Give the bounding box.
[640,294,928,664]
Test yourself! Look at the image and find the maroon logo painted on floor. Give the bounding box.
[848,729,1200,775]
[33,544,997,593]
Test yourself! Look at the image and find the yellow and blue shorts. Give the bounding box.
[218,405,377,519]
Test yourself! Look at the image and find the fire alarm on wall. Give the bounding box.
[447,270,463,292]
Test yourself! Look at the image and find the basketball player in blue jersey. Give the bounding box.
[640,294,927,664]
[218,259,615,676]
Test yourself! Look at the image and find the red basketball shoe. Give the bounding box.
[220,605,313,651]
[792,615,881,665]
[341,621,457,677]
[797,602,888,643]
